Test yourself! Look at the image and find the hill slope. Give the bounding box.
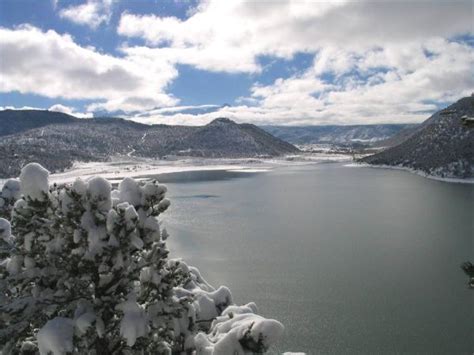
[262,124,416,146]
[362,96,474,178]
[0,113,299,178]
[0,110,78,136]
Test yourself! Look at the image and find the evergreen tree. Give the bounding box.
[0,163,284,354]
[1,164,193,354]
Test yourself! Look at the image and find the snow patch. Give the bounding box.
[1,179,21,200]
[119,177,142,206]
[116,295,149,347]
[37,317,75,355]
[87,176,112,210]
[19,163,49,201]
[195,311,284,354]
[0,218,11,240]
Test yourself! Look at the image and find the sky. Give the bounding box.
[0,0,473,126]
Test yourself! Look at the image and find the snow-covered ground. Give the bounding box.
[346,162,474,184]
[48,160,263,185]
[0,153,352,188]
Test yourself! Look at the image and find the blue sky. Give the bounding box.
[0,0,473,125]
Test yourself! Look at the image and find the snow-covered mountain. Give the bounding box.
[0,112,299,178]
[362,96,474,178]
[261,124,415,146]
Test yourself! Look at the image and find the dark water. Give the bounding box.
[162,163,473,354]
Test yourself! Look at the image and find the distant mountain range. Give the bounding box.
[0,112,298,178]
[2,97,471,180]
[362,96,474,178]
[261,124,416,146]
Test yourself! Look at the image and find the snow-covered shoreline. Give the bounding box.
[0,160,269,188]
[48,161,267,185]
[346,162,474,184]
[3,155,472,188]
[0,153,352,188]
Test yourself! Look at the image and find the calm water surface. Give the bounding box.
[162,163,473,354]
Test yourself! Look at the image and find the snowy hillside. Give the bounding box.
[0,113,299,178]
[262,124,415,146]
[362,96,474,178]
[168,118,298,158]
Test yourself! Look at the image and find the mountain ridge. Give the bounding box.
[262,124,417,146]
[362,96,474,178]
[0,112,299,178]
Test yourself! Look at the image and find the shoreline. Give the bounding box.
[2,158,473,187]
[0,153,351,187]
[49,162,271,185]
[345,162,474,184]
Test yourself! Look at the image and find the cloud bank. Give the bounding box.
[0,25,177,113]
[118,0,472,73]
[118,0,473,125]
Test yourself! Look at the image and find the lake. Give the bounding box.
[162,162,473,354]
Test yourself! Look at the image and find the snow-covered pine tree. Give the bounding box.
[0,163,193,354]
[0,163,284,354]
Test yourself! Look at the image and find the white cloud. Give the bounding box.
[48,104,93,118]
[0,104,93,119]
[135,104,220,116]
[0,105,43,111]
[125,38,474,126]
[0,25,178,113]
[241,39,474,125]
[59,0,114,29]
[118,0,472,73]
